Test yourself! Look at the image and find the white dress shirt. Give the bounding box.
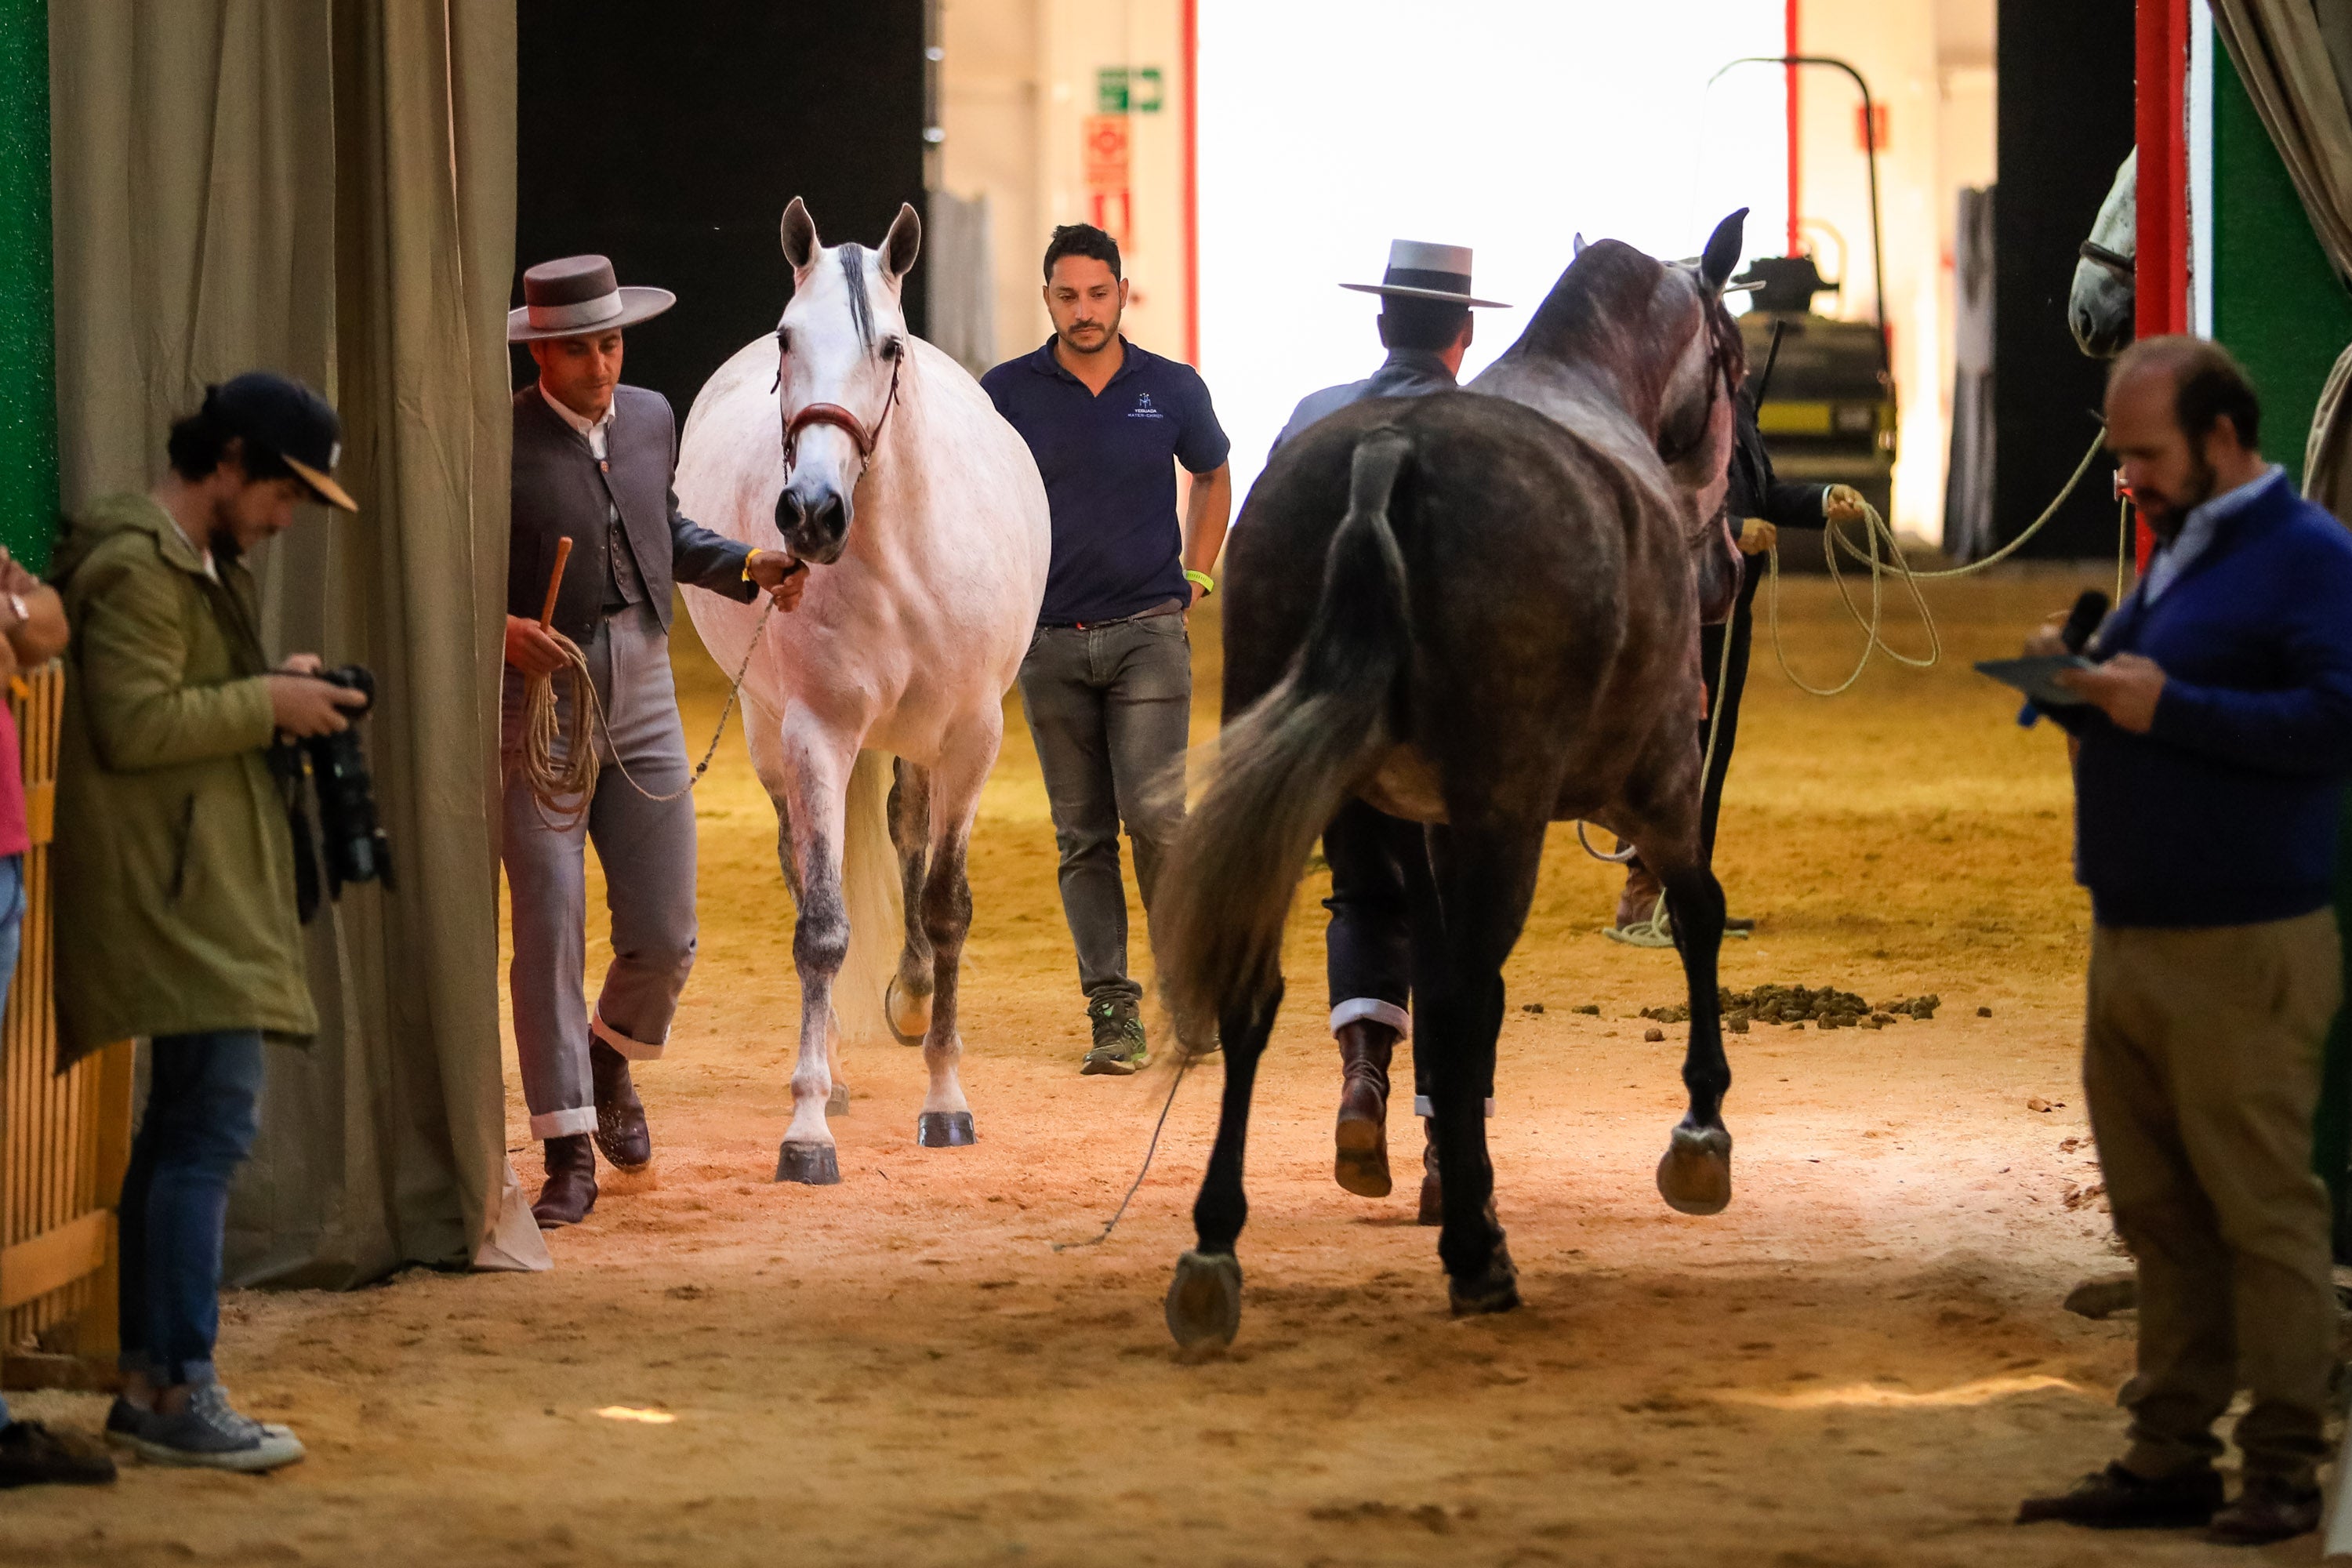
[539,383,615,460]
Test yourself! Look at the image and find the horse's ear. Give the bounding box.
[1572,231,1588,260]
[781,198,819,274]
[1700,208,1748,294]
[880,201,922,283]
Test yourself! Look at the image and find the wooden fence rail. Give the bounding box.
[0,662,132,1387]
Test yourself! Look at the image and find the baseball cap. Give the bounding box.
[205,372,358,511]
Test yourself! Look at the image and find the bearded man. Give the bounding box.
[2017,336,2352,1548]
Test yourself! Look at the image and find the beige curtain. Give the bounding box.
[2212,1,2352,516]
[48,2,539,1284]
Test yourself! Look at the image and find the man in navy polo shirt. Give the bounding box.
[982,223,1232,1074]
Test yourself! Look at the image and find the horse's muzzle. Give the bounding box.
[775,481,852,565]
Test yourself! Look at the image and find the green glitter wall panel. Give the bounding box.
[0,1,55,572]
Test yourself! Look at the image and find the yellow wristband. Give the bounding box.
[742,547,760,583]
[1184,569,1214,596]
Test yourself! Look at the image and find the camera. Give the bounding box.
[280,664,394,922]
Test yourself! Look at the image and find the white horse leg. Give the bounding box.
[775,725,857,1184]
[745,695,851,1118]
[913,713,1000,1148]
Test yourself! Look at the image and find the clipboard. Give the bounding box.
[1974,655,2098,709]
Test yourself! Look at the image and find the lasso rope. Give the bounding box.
[513,536,779,825]
[1763,426,2111,695]
[1588,425,2117,928]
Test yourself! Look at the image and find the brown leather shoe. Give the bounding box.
[1613,857,1664,930]
[1333,1020,1396,1197]
[1417,1120,1443,1226]
[532,1134,598,1228]
[0,1420,116,1488]
[2206,1478,2321,1545]
[2016,1461,2222,1530]
[590,1040,652,1171]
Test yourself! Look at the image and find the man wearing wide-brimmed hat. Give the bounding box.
[504,255,805,1229]
[1269,239,1506,1221]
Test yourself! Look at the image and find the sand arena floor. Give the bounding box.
[4,569,2329,1566]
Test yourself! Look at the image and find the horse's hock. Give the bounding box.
[0,662,133,1388]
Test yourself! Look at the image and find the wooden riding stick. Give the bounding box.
[539,536,573,629]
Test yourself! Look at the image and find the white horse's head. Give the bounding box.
[774,196,922,563]
[2071,149,2136,359]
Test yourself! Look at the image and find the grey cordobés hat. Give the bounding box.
[1340,239,1510,308]
[507,254,677,342]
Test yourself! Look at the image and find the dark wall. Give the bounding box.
[514,1,927,416]
[1994,0,2136,558]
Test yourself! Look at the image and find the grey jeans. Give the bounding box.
[500,603,698,1140]
[1016,613,1192,1007]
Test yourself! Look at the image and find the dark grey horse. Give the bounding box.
[1155,215,1751,1348]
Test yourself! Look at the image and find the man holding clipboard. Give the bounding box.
[2009,338,2352,1546]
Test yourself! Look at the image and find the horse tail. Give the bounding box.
[1160,427,1416,1049]
[833,748,901,1044]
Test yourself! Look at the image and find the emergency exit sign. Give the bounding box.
[1097,67,1164,114]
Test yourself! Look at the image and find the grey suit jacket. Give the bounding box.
[509,383,758,639]
[1269,348,1459,457]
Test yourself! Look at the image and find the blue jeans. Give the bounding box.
[0,854,20,1428]
[116,1030,265,1388]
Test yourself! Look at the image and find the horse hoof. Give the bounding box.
[827,1082,851,1117]
[1165,1250,1243,1351]
[775,1141,841,1185]
[916,1111,975,1148]
[1656,1123,1733,1215]
[884,977,931,1047]
[1448,1241,1521,1316]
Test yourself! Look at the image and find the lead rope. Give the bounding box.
[1052,1054,1194,1252]
[1585,425,2113,924]
[1764,426,2110,695]
[515,555,779,826]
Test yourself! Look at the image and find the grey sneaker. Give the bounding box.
[107,1384,304,1473]
[1082,995,1149,1076]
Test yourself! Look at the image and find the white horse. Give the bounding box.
[677,198,1051,1185]
[2071,148,2137,358]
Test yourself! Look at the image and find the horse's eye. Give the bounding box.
[775,327,791,354]
[880,336,902,361]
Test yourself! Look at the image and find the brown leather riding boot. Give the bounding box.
[532,1134,598,1229]
[1613,856,1665,930]
[1418,1119,1443,1226]
[590,1040,652,1171]
[1332,1021,1397,1198]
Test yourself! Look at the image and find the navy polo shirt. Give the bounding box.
[982,336,1230,625]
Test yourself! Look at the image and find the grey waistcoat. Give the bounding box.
[509,383,758,640]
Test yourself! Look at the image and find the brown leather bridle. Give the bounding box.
[2079,239,2135,279]
[778,344,904,477]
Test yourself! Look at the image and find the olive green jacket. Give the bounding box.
[50,493,314,1063]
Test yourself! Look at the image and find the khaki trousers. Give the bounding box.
[2085,909,2341,1488]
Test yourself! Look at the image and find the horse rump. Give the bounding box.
[1157,428,1417,1048]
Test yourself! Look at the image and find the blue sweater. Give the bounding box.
[2056,473,2352,926]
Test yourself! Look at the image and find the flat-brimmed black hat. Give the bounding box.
[207,372,357,511]
[508,254,677,343]
[1340,239,1509,309]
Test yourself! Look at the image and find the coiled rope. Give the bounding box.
[1586,425,2122,932]
[513,537,779,826]
[1762,425,2113,695]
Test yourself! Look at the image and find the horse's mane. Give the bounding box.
[1515,240,1671,366]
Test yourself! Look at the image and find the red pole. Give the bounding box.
[1784,0,1802,256]
[1181,0,1201,368]
[2134,0,2189,568]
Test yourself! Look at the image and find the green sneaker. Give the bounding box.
[1082,996,1149,1076]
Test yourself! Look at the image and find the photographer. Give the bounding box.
[51,373,364,1474]
[2016,338,2352,1546]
